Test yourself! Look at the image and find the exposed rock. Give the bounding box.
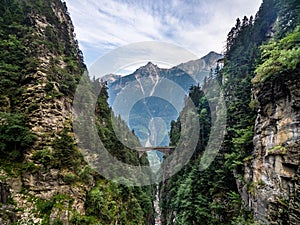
[246,73,300,224]
[0,182,9,205]
[0,180,18,224]
[0,1,91,224]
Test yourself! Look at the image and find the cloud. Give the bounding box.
[88,41,199,78]
[64,0,262,67]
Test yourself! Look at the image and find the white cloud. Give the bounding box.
[65,0,262,67]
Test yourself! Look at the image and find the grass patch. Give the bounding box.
[267,145,287,155]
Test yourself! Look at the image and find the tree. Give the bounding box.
[253,26,300,83]
[0,112,35,160]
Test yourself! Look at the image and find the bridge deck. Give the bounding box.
[134,146,175,155]
[135,146,175,150]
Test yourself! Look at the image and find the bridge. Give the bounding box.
[134,146,175,157]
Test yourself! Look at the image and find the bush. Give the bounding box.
[63,173,77,184]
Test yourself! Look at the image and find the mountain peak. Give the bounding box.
[203,51,223,62]
[135,61,160,75]
[207,51,221,56]
[143,61,158,69]
[145,61,155,66]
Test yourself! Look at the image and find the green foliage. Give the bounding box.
[70,79,154,224]
[161,1,291,224]
[221,0,280,178]
[70,213,98,225]
[53,127,80,168]
[33,194,74,224]
[0,160,39,177]
[84,179,154,225]
[94,82,144,166]
[36,198,54,215]
[267,145,287,155]
[275,0,300,38]
[32,148,54,165]
[0,0,85,112]
[63,173,77,184]
[225,126,254,170]
[253,26,300,83]
[0,1,35,108]
[161,85,240,224]
[78,165,93,184]
[22,161,40,173]
[0,1,156,224]
[230,215,256,225]
[0,112,35,160]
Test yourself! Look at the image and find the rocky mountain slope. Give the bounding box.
[106,52,222,105]
[245,23,300,223]
[0,0,87,223]
[160,0,300,224]
[0,0,155,224]
[106,52,222,147]
[247,66,300,224]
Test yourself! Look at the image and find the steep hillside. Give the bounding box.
[160,0,300,224]
[0,0,87,223]
[247,24,300,224]
[0,0,155,224]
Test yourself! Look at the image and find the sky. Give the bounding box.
[64,0,262,71]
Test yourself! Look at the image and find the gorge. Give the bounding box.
[0,0,299,225]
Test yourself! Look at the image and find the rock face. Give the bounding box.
[0,1,90,224]
[20,3,83,150]
[247,73,300,224]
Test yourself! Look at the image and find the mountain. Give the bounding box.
[107,52,222,105]
[101,73,122,84]
[177,51,223,81]
[107,52,222,147]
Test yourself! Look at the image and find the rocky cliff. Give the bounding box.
[246,72,300,224]
[0,0,90,224]
[159,1,300,224]
[0,1,155,224]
